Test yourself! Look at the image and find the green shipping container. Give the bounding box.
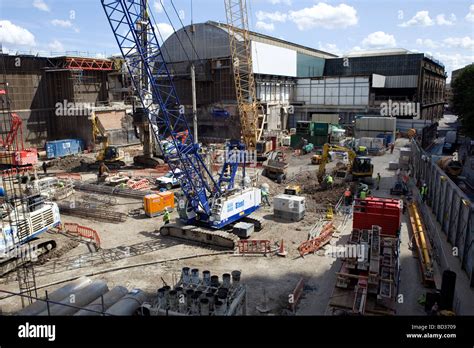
[296,121,312,135]
[310,135,329,147]
[291,134,312,148]
[311,122,330,136]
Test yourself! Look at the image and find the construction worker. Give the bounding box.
[326,175,334,189]
[376,173,381,190]
[97,162,110,183]
[358,146,368,156]
[42,161,48,176]
[360,189,367,200]
[163,208,171,225]
[261,183,271,207]
[344,187,352,206]
[390,143,395,154]
[420,183,428,203]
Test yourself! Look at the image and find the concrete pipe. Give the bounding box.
[105,289,147,316]
[200,298,210,316]
[181,267,190,285]
[231,271,241,287]
[210,275,219,288]
[202,270,211,286]
[75,286,128,316]
[191,268,200,285]
[39,280,109,316]
[17,277,92,316]
[222,274,231,289]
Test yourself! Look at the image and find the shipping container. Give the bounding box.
[310,135,329,147]
[296,121,311,135]
[46,139,84,159]
[356,117,396,135]
[291,134,311,148]
[311,122,330,136]
[311,114,340,125]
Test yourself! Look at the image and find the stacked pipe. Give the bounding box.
[154,267,243,316]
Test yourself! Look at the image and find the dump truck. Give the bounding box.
[262,151,289,184]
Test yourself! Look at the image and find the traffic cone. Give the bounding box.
[277,239,288,257]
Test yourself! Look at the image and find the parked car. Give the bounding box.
[156,170,181,190]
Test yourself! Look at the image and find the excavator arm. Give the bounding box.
[318,144,356,183]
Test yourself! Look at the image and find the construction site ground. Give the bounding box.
[1,140,473,316]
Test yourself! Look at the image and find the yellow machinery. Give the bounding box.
[144,192,175,218]
[224,0,265,151]
[284,185,302,196]
[91,112,125,169]
[408,202,435,287]
[311,154,323,165]
[317,144,373,184]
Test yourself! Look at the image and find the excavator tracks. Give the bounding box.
[160,224,240,250]
[0,239,56,277]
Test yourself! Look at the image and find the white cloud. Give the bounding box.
[434,52,474,79]
[33,0,50,12]
[255,21,275,32]
[51,19,73,28]
[268,0,292,5]
[362,31,397,48]
[154,0,165,13]
[256,11,287,23]
[443,36,474,49]
[0,20,36,46]
[318,42,341,56]
[155,23,173,42]
[416,38,439,49]
[289,3,358,30]
[436,13,456,25]
[48,40,64,52]
[399,11,434,27]
[466,5,474,22]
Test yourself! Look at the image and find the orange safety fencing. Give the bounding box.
[127,178,152,191]
[289,278,305,312]
[238,240,272,255]
[1,166,34,177]
[298,222,335,257]
[62,223,101,249]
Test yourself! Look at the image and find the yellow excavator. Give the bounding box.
[89,112,126,170]
[317,143,374,185]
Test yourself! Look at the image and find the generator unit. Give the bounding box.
[144,192,175,218]
[273,194,306,222]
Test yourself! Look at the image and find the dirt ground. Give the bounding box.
[1,140,472,316]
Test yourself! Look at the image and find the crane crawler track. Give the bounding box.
[160,224,240,250]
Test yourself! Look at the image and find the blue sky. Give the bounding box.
[1,0,473,78]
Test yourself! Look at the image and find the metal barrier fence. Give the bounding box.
[411,140,474,284]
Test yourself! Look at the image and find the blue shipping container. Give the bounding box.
[46,139,84,159]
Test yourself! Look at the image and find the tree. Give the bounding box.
[452,64,474,137]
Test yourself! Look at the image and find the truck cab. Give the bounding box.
[156,170,181,190]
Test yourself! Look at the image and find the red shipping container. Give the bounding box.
[353,197,402,237]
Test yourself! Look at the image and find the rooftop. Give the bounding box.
[206,21,338,59]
